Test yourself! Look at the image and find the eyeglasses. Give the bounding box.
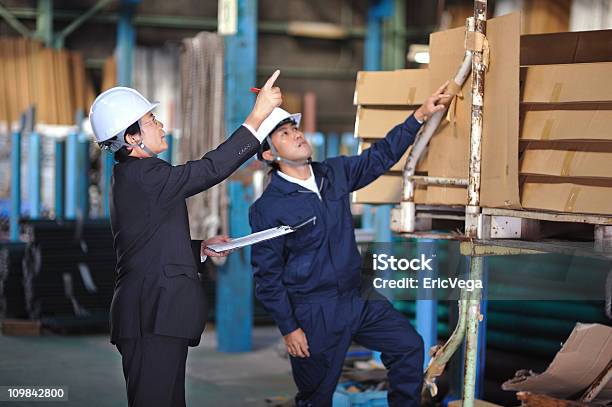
[140,115,161,128]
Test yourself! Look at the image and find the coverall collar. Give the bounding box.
[271,162,329,196]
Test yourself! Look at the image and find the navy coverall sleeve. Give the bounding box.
[139,126,259,208]
[343,114,422,192]
[249,205,299,336]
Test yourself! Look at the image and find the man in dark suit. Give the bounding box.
[89,70,282,407]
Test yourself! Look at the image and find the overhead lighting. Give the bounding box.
[408,44,430,64]
[414,52,430,64]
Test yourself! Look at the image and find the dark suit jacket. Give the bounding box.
[109,126,258,346]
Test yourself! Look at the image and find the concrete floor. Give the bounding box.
[0,326,296,406]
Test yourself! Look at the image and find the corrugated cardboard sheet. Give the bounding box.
[520,142,612,178]
[480,12,522,209]
[355,107,415,139]
[353,69,428,106]
[352,69,430,204]
[359,142,428,173]
[521,108,612,141]
[429,12,521,207]
[514,28,612,215]
[502,323,612,402]
[522,176,612,214]
[352,174,427,204]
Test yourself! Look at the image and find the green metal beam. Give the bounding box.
[0,2,31,37]
[6,7,434,39]
[54,0,113,48]
[257,65,357,80]
[36,0,53,47]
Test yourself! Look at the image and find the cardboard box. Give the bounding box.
[502,323,612,402]
[521,29,612,65]
[352,174,427,204]
[521,62,612,104]
[359,141,428,172]
[425,23,471,206]
[520,143,612,178]
[521,108,612,141]
[353,69,428,106]
[483,22,612,214]
[428,13,520,207]
[521,176,612,214]
[355,107,415,139]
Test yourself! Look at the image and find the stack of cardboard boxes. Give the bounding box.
[353,12,612,216]
[517,31,612,215]
[352,69,429,204]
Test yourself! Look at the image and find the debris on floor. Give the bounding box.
[502,323,612,405]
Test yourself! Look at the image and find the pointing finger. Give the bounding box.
[437,80,450,94]
[263,69,281,89]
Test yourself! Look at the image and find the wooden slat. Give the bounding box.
[0,38,8,124]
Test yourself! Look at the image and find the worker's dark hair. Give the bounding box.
[114,121,141,162]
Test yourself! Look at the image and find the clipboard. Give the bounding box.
[206,216,317,253]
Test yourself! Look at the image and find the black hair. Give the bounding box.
[114,121,141,162]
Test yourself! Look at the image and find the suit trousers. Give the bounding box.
[116,334,190,407]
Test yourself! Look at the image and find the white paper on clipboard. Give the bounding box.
[206,216,316,253]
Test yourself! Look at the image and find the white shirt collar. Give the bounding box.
[277,165,321,199]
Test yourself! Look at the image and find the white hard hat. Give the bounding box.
[89,87,159,143]
[256,107,301,141]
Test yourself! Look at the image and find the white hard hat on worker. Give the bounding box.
[257,107,311,167]
[89,86,166,157]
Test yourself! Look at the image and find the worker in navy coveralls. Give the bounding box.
[89,70,283,407]
[249,82,450,407]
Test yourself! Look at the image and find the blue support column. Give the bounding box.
[305,132,325,161]
[28,133,41,219]
[101,0,140,217]
[10,130,22,241]
[218,0,257,353]
[78,134,90,219]
[362,0,393,234]
[54,140,64,220]
[65,133,78,219]
[416,239,438,370]
[366,0,393,365]
[325,132,340,159]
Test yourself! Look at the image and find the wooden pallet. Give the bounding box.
[481,208,612,245]
[1,319,41,336]
[398,206,612,248]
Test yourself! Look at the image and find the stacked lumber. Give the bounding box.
[0,37,95,127]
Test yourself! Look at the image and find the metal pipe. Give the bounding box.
[0,2,31,37]
[409,176,468,186]
[463,255,484,406]
[422,280,470,397]
[398,18,474,233]
[465,0,488,238]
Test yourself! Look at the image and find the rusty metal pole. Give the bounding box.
[462,1,487,404]
[463,255,484,406]
[465,0,487,238]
